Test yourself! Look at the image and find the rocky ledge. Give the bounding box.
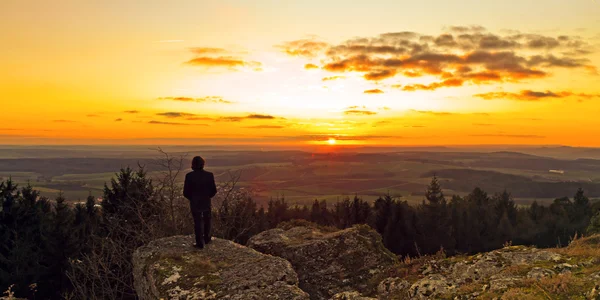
[133,227,600,300]
[132,236,309,300]
[247,224,398,300]
[377,236,600,299]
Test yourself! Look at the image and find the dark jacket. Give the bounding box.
[183,169,217,211]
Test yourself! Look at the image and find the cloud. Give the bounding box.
[124,110,140,114]
[277,39,329,57]
[304,63,319,70]
[185,56,261,69]
[410,110,456,116]
[401,78,464,91]
[474,90,600,101]
[157,112,196,118]
[246,114,276,119]
[286,28,595,91]
[447,25,487,33]
[86,114,99,117]
[189,47,227,54]
[219,114,278,122]
[364,89,384,94]
[148,121,208,126]
[322,76,345,81]
[243,125,285,129]
[184,47,261,71]
[115,118,122,122]
[344,110,377,115]
[158,96,234,104]
[53,120,76,123]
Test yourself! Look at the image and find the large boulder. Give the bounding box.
[247,225,398,299]
[133,235,309,300]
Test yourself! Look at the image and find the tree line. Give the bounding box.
[1,166,599,299]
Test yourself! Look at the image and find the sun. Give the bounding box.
[327,138,336,145]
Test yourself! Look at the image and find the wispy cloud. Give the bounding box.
[474,90,600,101]
[277,39,329,57]
[184,47,262,71]
[148,120,208,126]
[304,63,319,70]
[124,110,140,114]
[158,96,234,104]
[364,89,384,94]
[157,112,196,118]
[322,76,345,81]
[344,110,377,116]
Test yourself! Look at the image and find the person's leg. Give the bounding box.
[203,210,212,244]
[192,210,205,248]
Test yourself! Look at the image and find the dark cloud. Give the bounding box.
[157,112,196,118]
[124,110,140,114]
[474,90,600,101]
[364,89,384,94]
[115,118,122,122]
[282,28,595,91]
[246,114,276,119]
[344,110,377,116]
[148,121,208,126]
[158,96,234,104]
[219,114,278,122]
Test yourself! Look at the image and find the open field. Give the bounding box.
[1,146,600,206]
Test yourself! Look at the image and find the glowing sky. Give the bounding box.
[1,0,600,146]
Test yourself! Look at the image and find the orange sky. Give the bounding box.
[1,0,600,146]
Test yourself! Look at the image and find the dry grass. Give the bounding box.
[500,288,541,300]
[501,264,531,277]
[555,234,600,258]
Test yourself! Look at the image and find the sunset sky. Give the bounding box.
[2,0,600,146]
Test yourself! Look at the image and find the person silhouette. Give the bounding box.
[183,156,217,249]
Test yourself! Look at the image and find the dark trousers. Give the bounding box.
[191,210,211,246]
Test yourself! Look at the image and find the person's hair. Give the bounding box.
[191,156,205,171]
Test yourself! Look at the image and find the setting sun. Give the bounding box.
[328,138,336,145]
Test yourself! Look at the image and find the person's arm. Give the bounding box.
[183,174,191,200]
[209,173,217,198]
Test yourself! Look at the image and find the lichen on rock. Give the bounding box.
[133,235,309,300]
[248,225,398,300]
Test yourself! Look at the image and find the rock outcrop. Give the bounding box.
[247,225,398,299]
[378,237,600,299]
[132,235,309,300]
